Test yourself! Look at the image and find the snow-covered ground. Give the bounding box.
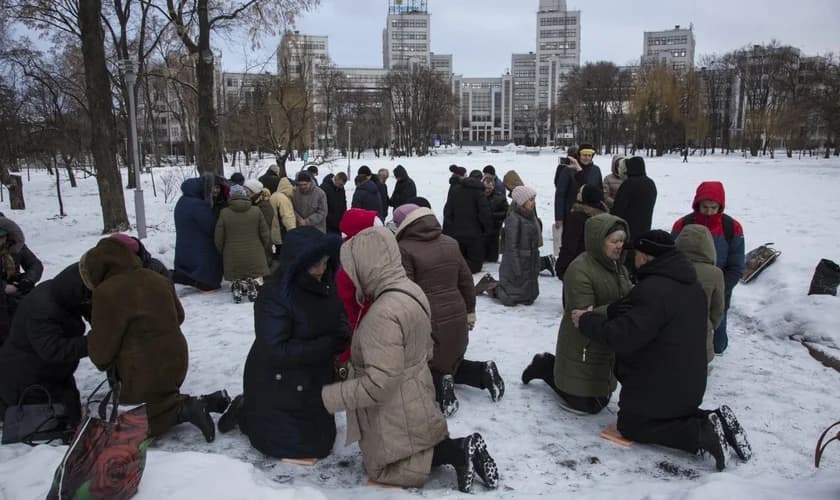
[1,149,839,499]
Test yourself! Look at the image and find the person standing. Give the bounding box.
[483,165,505,196]
[573,230,751,471]
[173,175,223,291]
[442,170,492,273]
[554,144,602,256]
[602,156,625,210]
[482,176,508,263]
[269,177,298,259]
[293,171,328,233]
[671,181,745,355]
[611,156,658,279]
[351,167,384,218]
[555,185,608,280]
[321,172,348,235]
[388,165,417,210]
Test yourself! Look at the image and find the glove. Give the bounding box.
[607,298,633,319]
[467,312,476,331]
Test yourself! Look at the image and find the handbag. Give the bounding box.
[46,379,151,500]
[1,385,69,445]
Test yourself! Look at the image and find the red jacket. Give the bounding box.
[335,208,379,364]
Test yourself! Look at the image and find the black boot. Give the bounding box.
[439,374,459,417]
[454,435,477,493]
[698,412,727,471]
[200,390,231,414]
[470,433,499,489]
[522,353,550,384]
[474,273,498,296]
[218,394,243,434]
[178,397,216,443]
[231,280,243,304]
[481,361,505,402]
[540,255,556,277]
[716,405,752,462]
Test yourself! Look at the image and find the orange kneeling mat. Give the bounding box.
[601,424,634,447]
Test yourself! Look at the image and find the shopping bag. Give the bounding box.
[1,385,69,445]
[46,380,151,500]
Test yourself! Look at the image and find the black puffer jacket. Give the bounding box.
[611,160,657,240]
[389,166,418,209]
[486,191,508,236]
[321,174,347,233]
[351,180,383,216]
[578,249,707,419]
[442,177,492,242]
[0,263,90,423]
[241,227,349,459]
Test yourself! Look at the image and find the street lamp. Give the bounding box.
[118,59,147,239]
[346,121,353,177]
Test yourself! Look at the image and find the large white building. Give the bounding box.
[382,0,431,69]
[535,0,581,116]
[277,31,331,80]
[642,25,695,71]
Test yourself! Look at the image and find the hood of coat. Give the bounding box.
[692,181,726,212]
[341,226,410,304]
[584,213,629,270]
[611,155,624,176]
[393,164,408,179]
[277,226,341,297]
[675,224,717,266]
[227,195,252,212]
[625,156,647,177]
[277,176,294,198]
[571,202,607,218]
[180,177,205,200]
[395,207,441,241]
[636,247,698,285]
[358,179,380,196]
[49,263,92,314]
[0,216,25,254]
[502,170,524,193]
[340,208,380,240]
[461,176,484,191]
[79,238,143,290]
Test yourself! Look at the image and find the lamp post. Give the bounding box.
[119,59,147,239]
[346,120,353,177]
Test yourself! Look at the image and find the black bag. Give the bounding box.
[808,259,840,296]
[2,385,70,445]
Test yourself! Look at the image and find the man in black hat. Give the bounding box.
[571,230,752,472]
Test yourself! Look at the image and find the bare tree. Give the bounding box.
[384,65,455,156]
[315,63,348,156]
[629,65,682,156]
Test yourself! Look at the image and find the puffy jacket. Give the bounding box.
[174,177,223,289]
[214,195,271,280]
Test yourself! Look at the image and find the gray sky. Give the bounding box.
[218,0,840,75]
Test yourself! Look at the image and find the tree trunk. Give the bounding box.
[79,0,129,233]
[194,0,223,175]
[5,174,25,210]
[274,153,289,178]
[55,165,66,217]
[63,155,78,188]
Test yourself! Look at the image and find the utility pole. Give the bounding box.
[119,59,147,239]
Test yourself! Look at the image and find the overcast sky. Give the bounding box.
[218,0,840,75]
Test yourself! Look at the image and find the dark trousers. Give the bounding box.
[617,411,705,454]
[430,360,486,403]
[172,270,219,291]
[457,238,484,273]
[528,353,609,414]
[483,232,500,263]
[432,437,465,467]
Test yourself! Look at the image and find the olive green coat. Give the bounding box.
[675,224,725,363]
[554,213,632,398]
[214,195,271,280]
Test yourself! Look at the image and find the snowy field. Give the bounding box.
[1,148,839,499]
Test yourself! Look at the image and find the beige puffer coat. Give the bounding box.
[321,227,448,487]
[269,177,297,245]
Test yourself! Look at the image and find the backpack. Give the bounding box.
[682,213,734,243]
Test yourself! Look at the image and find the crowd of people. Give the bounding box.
[0,146,751,493]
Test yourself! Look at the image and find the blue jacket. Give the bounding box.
[351,180,382,216]
[174,178,222,288]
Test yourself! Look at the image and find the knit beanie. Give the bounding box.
[393,203,420,227]
[633,230,676,257]
[483,165,496,176]
[581,184,603,205]
[449,164,467,177]
[229,172,245,186]
[244,179,263,194]
[229,184,247,197]
[511,185,537,206]
[357,165,372,176]
[109,233,140,255]
[469,169,483,180]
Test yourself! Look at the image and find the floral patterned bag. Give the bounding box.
[46,380,151,500]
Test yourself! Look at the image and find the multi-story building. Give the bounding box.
[431,52,453,81]
[383,0,431,70]
[458,78,510,144]
[511,53,537,142]
[642,25,695,72]
[221,72,273,111]
[278,31,331,80]
[536,1,580,112]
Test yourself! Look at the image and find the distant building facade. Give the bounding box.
[642,25,696,72]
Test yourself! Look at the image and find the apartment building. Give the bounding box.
[382,0,431,69]
[642,25,696,72]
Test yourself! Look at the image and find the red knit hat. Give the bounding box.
[109,233,140,255]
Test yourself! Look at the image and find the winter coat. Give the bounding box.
[555,163,603,223]
[214,195,271,281]
[611,160,657,240]
[322,227,448,488]
[501,170,544,248]
[389,166,417,209]
[443,176,492,243]
[396,208,475,375]
[293,184,328,233]
[321,174,347,233]
[258,168,281,195]
[502,170,523,195]
[0,263,89,423]
[0,217,44,345]
[335,209,379,366]
[269,177,297,245]
[252,189,275,229]
[495,204,541,306]
[351,180,383,216]
[555,202,607,280]
[80,239,188,435]
[603,175,623,210]
[671,181,745,302]
[174,177,223,289]
[675,225,725,363]
[242,227,348,459]
[554,214,632,398]
[486,191,508,235]
[578,249,708,420]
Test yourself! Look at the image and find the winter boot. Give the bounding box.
[440,374,459,417]
[470,433,499,489]
[246,278,260,302]
[698,412,728,471]
[231,280,243,304]
[453,434,477,493]
[540,255,556,277]
[481,361,505,402]
[808,259,840,296]
[178,397,216,443]
[200,389,231,414]
[217,394,243,434]
[716,405,753,462]
[474,273,498,296]
[521,353,549,385]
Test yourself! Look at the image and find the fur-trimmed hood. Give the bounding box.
[277,226,341,297]
[0,216,25,254]
[79,238,142,290]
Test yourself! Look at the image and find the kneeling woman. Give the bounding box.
[220,227,349,460]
